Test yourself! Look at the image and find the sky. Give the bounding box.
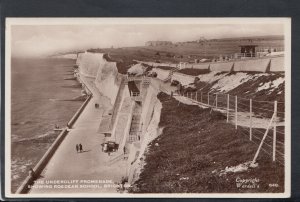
[10,23,285,57]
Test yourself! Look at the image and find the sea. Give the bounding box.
[11,57,84,193]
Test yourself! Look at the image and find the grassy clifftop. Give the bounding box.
[129,93,284,193]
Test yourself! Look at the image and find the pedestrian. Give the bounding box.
[123,146,126,155]
[120,177,126,190]
[76,144,79,153]
[79,143,83,152]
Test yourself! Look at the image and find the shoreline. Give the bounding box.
[15,65,92,194]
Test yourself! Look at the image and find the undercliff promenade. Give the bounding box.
[30,75,127,194]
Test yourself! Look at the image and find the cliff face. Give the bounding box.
[77,52,104,78]
[76,52,121,105]
[95,60,121,106]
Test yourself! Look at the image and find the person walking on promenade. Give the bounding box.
[76,144,79,153]
[79,143,83,153]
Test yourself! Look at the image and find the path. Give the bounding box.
[30,75,127,194]
[155,78,283,129]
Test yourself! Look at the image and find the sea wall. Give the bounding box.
[16,91,93,194]
[67,95,92,128]
[16,128,69,194]
[171,72,195,86]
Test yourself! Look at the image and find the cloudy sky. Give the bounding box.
[10,22,285,57]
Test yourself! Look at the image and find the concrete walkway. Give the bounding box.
[30,76,127,194]
[155,78,282,129]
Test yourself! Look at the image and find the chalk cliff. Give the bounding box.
[76,52,121,105]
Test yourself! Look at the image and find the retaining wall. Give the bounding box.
[140,56,284,74]
[140,81,160,134]
[140,61,178,68]
[210,62,234,72]
[270,57,284,72]
[190,63,210,70]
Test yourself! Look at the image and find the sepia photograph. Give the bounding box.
[5,18,291,198]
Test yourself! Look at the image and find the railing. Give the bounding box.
[180,90,285,165]
[129,132,141,143]
[109,79,126,131]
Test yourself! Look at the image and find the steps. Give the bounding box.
[109,78,126,130]
[128,103,142,143]
[163,66,180,83]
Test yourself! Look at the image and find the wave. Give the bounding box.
[13,131,58,144]
[11,120,34,126]
[64,77,77,80]
[60,95,87,102]
[11,158,34,180]
[49,98,60,101]
[61,84,82,88]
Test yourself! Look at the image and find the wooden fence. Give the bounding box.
[180,91,285,165]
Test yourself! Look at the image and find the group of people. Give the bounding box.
[76,144,83,153]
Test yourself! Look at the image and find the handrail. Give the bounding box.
[67,94,92,128]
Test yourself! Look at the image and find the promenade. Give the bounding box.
[30,76,127,194]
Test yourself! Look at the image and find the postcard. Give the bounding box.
[5,17,291,198]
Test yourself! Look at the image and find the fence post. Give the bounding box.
[196,91,198,101]
[208,92,210,106]
[252,112,276,164]
[250,99,252,141]
[215,94,218,109]
[227,94,229,123]
[235,96,237,130]
[273,101,277,161]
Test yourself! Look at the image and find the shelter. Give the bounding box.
[239,45,258,56]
